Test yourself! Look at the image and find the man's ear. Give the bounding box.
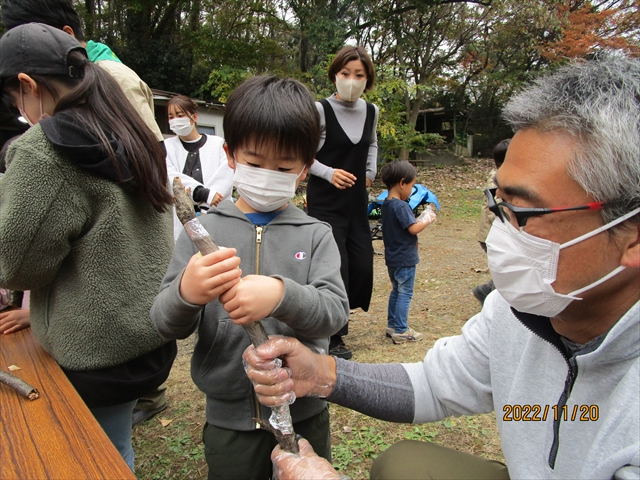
[17,73,39,98]
[191,112,198,124]
[620,222,640,269]
[62,25,76,38]
[224,144,235,170]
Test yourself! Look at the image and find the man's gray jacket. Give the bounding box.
[330,293,639,479]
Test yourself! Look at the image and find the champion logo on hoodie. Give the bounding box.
[295,252,307,260]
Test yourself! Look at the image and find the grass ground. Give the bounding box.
[132,158,504,479]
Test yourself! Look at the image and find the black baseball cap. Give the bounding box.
[0,23,87,81]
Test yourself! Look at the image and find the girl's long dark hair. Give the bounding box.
[5,50,172,212]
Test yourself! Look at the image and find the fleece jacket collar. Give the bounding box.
[512,300,640,364]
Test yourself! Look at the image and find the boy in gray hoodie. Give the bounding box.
[151,75,349,480]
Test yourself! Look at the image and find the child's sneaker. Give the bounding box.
[385,327,394,338]
[391,328,424,344]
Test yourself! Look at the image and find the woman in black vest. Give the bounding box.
[306,46,379,359]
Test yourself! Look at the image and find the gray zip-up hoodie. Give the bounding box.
[151,200,349,430]
[328,294,639,479]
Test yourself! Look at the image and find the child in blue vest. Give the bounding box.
[381,160,436,344]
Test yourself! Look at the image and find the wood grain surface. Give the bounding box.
[0,328,135,479]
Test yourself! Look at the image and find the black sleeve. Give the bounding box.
[192,185,210,203]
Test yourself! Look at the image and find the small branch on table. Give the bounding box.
[0,370,39,400]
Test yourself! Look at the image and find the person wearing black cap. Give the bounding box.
[1,0,163,143]
[0,23,176,471]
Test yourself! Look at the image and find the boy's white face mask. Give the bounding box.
[335,77,366,102]
[233,162,303,212]
[486,207,640,318]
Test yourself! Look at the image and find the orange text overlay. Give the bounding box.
[502,404,599,422]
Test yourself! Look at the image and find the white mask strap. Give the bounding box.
[561,207,640,249]
[569,265,626,296]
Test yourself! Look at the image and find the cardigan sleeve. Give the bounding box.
[165,136,205,201]
[201,136,234,204]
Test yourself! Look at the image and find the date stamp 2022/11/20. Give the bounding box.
[503,404,599,422]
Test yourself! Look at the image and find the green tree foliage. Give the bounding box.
[70,0,638,158]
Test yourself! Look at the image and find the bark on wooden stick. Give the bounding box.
[0,370,39,400]
[172,178,299,454]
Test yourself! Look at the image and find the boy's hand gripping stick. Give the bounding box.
[172,178,299,454]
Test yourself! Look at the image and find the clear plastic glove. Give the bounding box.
[243,337,336,407]
[417,204,437,225]
[0,289,9,311]
[272,437,342,480]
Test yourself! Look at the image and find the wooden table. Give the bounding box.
[0,328,136,479]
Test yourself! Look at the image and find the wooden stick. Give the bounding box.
[172,178,299,453]
[0,370,39,400]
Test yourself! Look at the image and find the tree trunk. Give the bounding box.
[85,0,95,38]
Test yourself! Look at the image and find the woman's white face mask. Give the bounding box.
[232,162,304,212]
[169,117,195,136]
[335,77,367,102]
[486,207,640,317]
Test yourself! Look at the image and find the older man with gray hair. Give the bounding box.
[242,54,640,480]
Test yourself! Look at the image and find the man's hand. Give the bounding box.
[219,275,284,325]
[331,169,356,189]
[272,438,341,480]
[0,308,31,334]
[243,337,336,406]
[179,248,242,305]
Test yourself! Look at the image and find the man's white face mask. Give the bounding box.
[486,207,640,318]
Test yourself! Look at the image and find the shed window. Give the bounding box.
[197,125,216,135]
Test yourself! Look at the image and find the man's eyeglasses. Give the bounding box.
[484,188,615,228]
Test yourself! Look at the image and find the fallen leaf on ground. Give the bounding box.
[160,418,173,427]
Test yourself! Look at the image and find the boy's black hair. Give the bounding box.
[223,75,320,165]
[493,138,511,168]
[381,160,417,189]
[1,0,85,41]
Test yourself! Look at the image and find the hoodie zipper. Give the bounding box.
[515,314,578,471]
[548,355,578,469]
[253,225,263,429]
